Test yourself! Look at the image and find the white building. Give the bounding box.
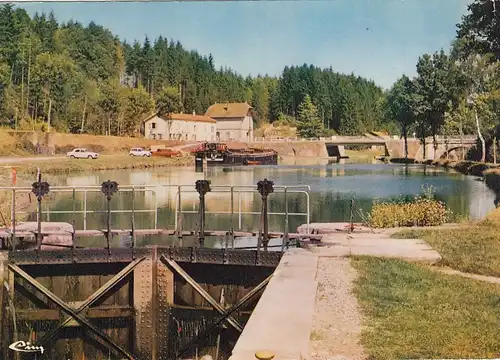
[205,102,254,142]
[143,112,217,141]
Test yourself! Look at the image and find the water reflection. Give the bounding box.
[12,163,497,247]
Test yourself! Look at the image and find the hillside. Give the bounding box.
[0,130,190,156]
[0,4,397,140]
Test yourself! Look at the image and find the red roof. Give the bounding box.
[143,112,216,124]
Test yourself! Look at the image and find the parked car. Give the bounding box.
[66,148,99,159]
[129,147,152,157]
[152,149,182,158]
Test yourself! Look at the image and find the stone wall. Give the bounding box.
[255,141,329,158]
[385,138,473,160]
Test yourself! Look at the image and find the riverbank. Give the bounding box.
[0,130,189,156]
[0,154,194,225]
[304,208,500,359]
[7,154,194,176]
[345,148,385,162]
[352,256,500,359]
[391,205,500,277]
[356,211,500,358]
[390,157,500,196]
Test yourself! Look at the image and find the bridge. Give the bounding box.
[254,135,478,160]
[0,177,322,360]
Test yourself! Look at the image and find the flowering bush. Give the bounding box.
[368,185,451,228]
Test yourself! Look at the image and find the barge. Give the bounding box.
[192,142,278,166]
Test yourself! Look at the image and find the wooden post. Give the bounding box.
[7,263,17,360]
[0,252,7,357]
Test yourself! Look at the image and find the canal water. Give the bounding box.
[12,159,497,248]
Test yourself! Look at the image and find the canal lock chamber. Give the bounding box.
[0,248,281,360]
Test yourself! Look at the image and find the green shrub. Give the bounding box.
[368,186,451,228]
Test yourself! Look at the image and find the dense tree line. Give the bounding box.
[0,4,396,138]
[385,0,500,162]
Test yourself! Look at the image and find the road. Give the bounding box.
[0,156,64,165]
[0,143,199,165]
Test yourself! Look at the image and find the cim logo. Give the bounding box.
[9,340,44,354]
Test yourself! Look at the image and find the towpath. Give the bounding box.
[0,156,64,164]
[231,224,441,360]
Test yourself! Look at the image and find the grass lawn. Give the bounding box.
[10,154,194,176]
[352,256,500,360]
[392,217,500,277]
[345,148,385,162]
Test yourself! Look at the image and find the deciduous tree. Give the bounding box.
[387,75,417,159]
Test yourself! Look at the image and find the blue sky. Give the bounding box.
[17,0,471,89]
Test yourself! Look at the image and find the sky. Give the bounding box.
[17,0,472,89]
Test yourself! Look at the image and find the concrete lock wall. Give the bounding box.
[385,138,472,160]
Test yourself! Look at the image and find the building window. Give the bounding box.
[211,126,215,133]
[151,122,156,129]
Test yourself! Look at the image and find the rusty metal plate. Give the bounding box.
[195,248,224,264]
[159,246,191,263]
[227,249,257,266]
[156,261,173,359]
[259,251,283,267]
[8,246,281,266]
[134,258,154,360]
[9,249,71,264]
[9,248,153,265]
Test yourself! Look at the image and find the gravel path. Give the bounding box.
[432,266,500,284]
[0,156,64,164]
[310,257,366,360]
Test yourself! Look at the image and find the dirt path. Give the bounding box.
[310,257,366,360]
[0,156,64,164]
[430,266,500,284]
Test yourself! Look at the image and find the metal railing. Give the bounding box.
[173,184,310,234]
[2,186,159,231]
[0,183,311,236]
[253,135,478,143]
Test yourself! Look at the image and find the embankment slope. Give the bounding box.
[1,130,329,158]
[0,131,193,156]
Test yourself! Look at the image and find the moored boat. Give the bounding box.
[192,142,278,166]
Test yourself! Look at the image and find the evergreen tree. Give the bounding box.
[296,95,324,138]
[0,4,397,136]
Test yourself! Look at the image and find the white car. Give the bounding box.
[129,147,152,157]
[66,148,99,159]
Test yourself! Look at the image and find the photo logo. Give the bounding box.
[9,341,44,354]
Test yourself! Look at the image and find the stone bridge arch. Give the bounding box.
[438,145,469,160]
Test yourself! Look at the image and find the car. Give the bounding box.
[129,147,152,157]
[66,148,99,159]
